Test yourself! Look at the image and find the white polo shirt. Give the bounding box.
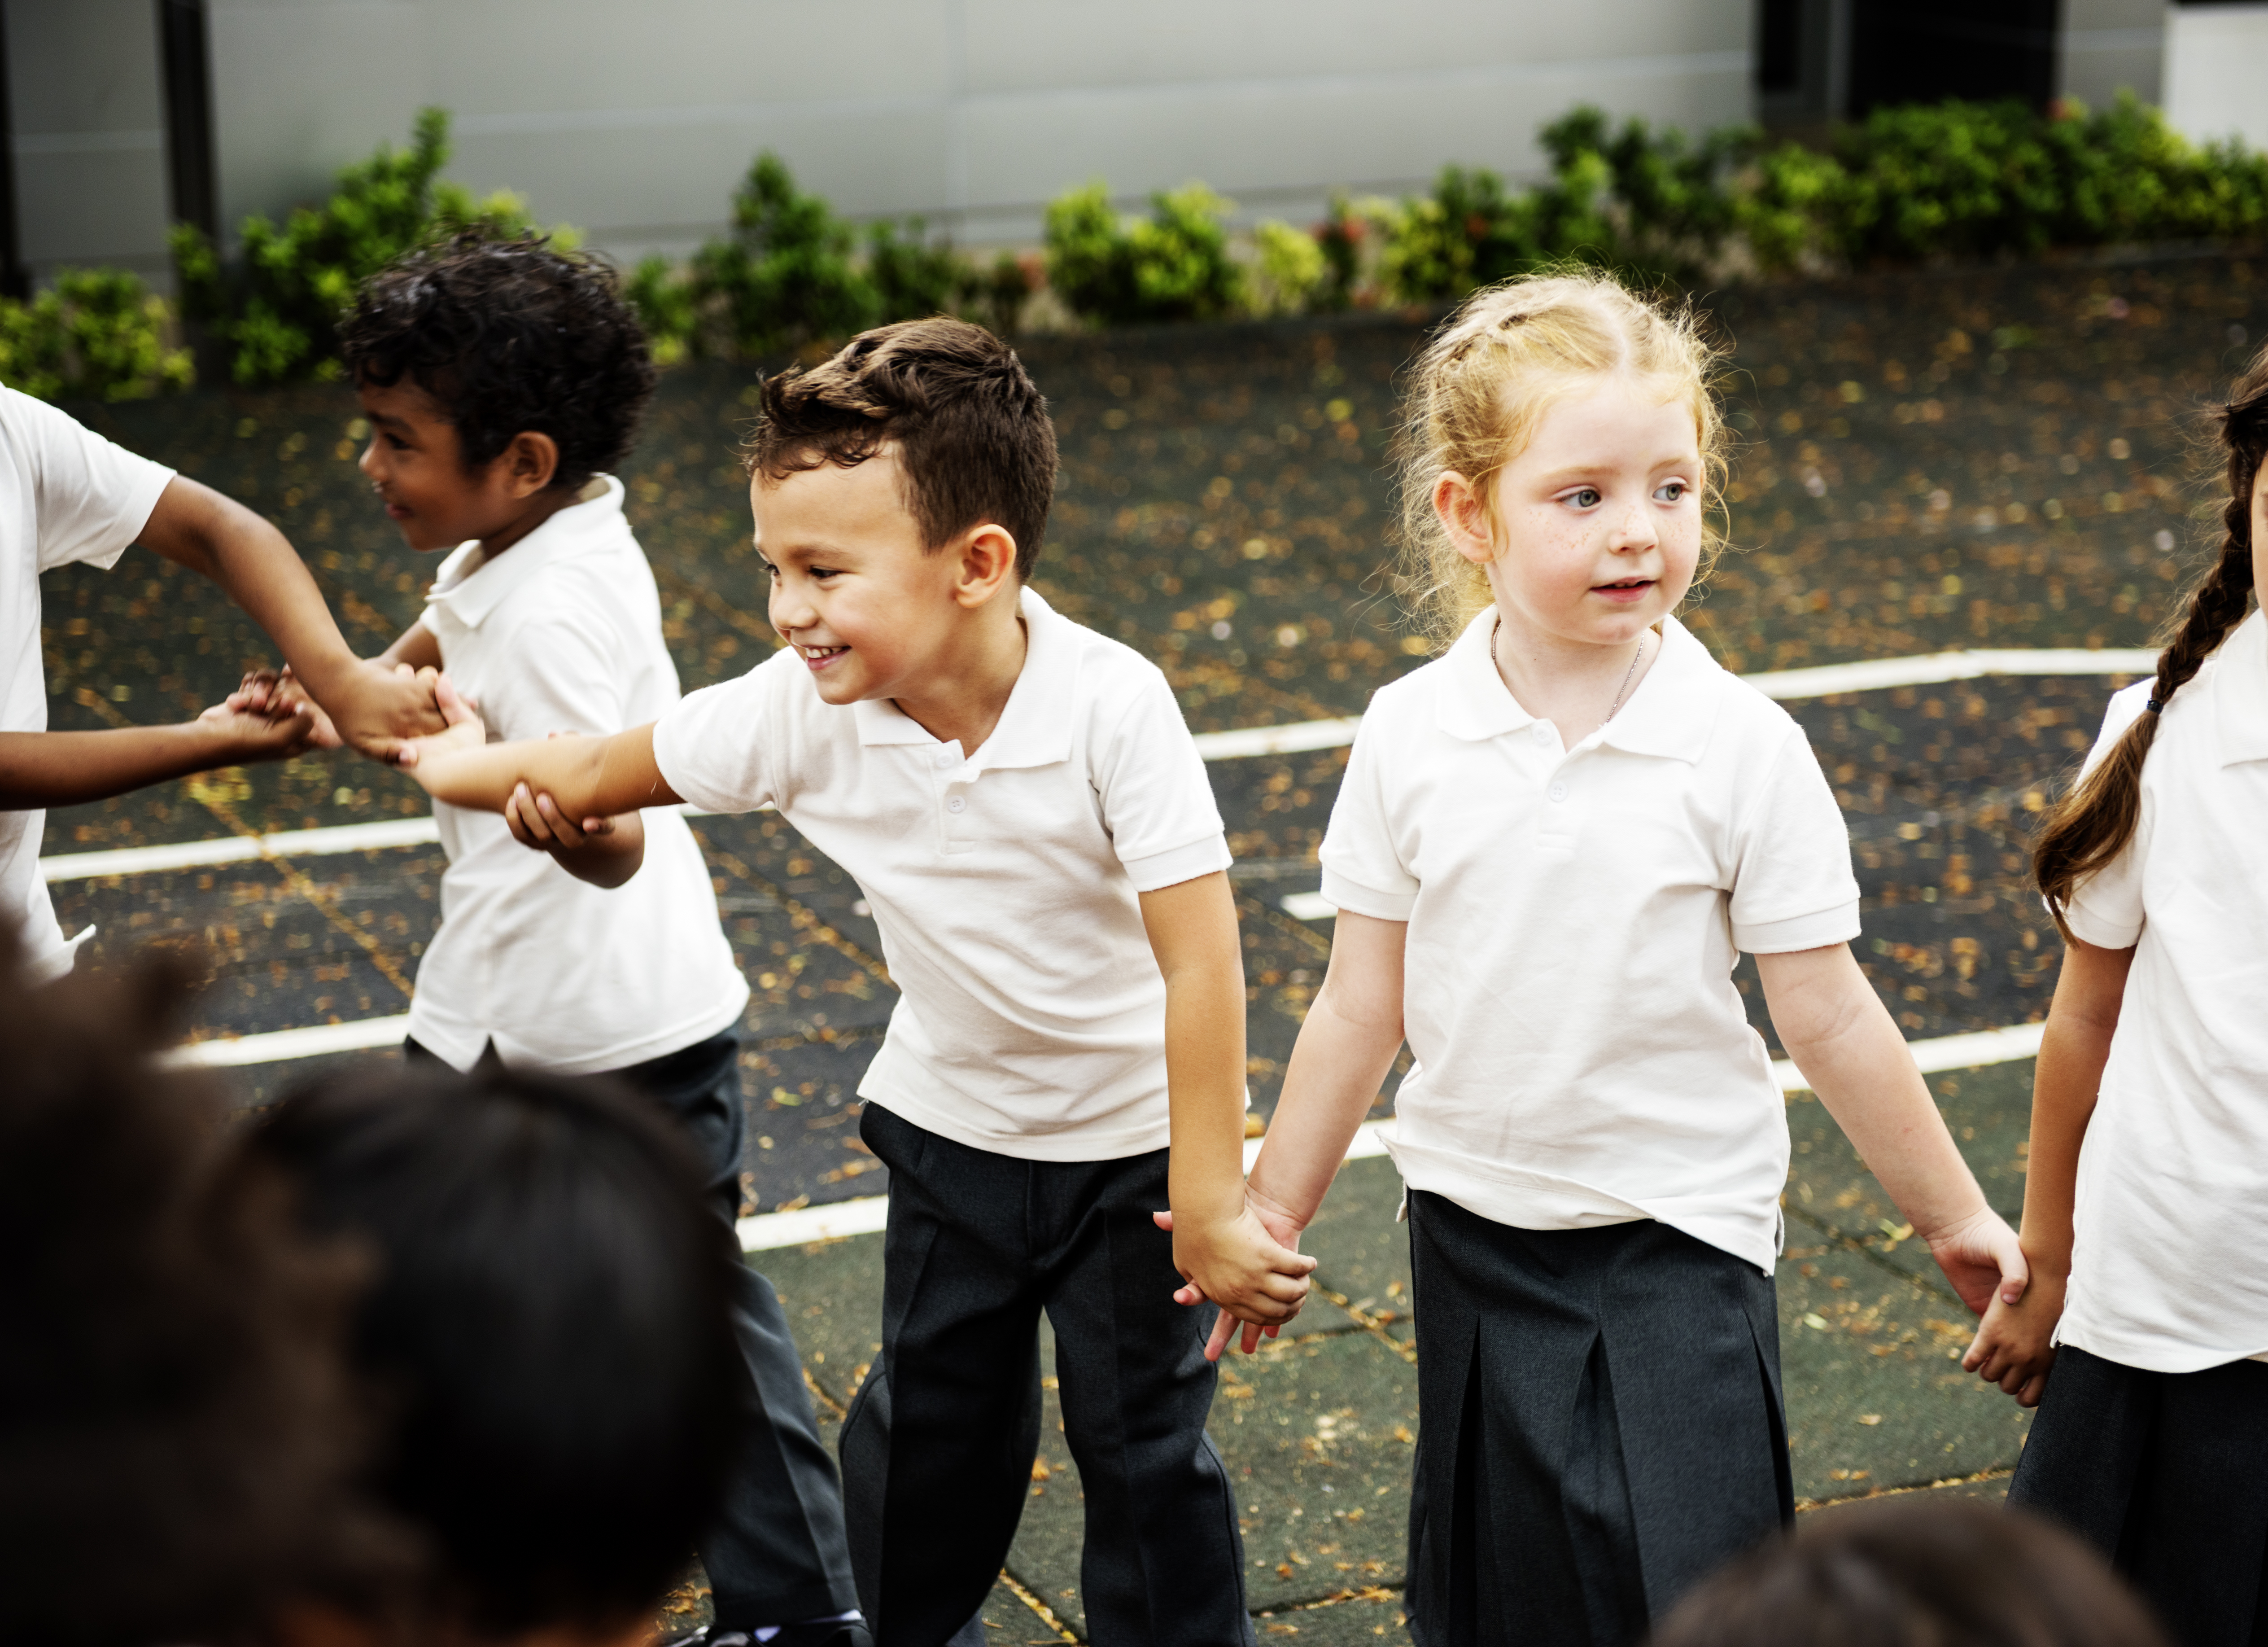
[1321,610,1860,1273]
[653,586,1231,1161]
[410,477,748,1075]
[2057,610,2268,1373]
[0,389,174,983]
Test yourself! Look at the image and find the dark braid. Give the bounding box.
[2035,350,2268,933]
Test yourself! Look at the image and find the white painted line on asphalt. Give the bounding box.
[42,816,442,882]
[1280,891,1337,922]
[162,1014,411,1069]
[1191,717,1365,760]
[1742,647,2156,701]
[734,1116,1401,1251]
[731,1020,2052,1251]
[1773,1020,2044,1092]
[33,646,2158,886]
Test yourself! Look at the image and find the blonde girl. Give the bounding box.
[1968,350,2268,1647]
[1231,273,2024,1646]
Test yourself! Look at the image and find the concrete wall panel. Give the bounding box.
[6,0,170,276]
[2165,3,2268,149]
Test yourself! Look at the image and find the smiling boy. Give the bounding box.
[397,317,1310,1647]
[298,234,866,1647]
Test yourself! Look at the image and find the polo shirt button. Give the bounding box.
[934,749,955,768]
[946,796,966,813]
[1532,723,1552,745]
[1548,782,1568,803]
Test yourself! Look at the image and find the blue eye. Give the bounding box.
[1656,481,1689,503]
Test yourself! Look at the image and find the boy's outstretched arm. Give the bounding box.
[1758,943,2027,1317]
[136,476,443,759]
[1219,911,1409,1358]
[1963,937,2132,1407]
[396,678,682,820]
[1141,872,1316,1335]
[0,700,318,810]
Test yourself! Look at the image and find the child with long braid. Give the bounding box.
[1969,350,2268,1647]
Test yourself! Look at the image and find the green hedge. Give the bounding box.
[0,269,193,402]
[6,90,2258,407]
[173,108,567,386]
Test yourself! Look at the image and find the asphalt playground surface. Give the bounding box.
[41,250,2268,1638]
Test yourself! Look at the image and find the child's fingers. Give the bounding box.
[1153,1210,1175,1232]
[535,793,587,848]
[1202,1309,1239,1363]
[505,784,556,848]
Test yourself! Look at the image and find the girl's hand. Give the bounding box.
[232,666,340,749]
[1922,1204,2029,1318]
[1158,1192,1314,1361]
[1962,1266,2065,1408]
[393,673,485,775]
[1150,1202,1316,1362]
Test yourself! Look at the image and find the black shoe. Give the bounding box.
[665,1621,873,1647]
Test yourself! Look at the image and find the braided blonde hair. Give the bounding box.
[1390,270,1731,650]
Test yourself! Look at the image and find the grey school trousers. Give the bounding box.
[406,1031,859,1626]
[839,1102,1254,1647]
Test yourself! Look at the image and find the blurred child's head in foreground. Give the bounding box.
[341,231,657,553]
[245,1062,743,1646]
[0,932,405,1647]
[1394,268,1729,654]
[742,317,1057,706]
[1650,1496,2168,1647]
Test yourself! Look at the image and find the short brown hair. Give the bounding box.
[746,316,1058,578]
[1651,1498,2167,1647]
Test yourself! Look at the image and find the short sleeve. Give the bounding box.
[652,652,793,815]
[1318,714,1420,922]
[0,390,174,573]
[1092,664,1230,892]
[2062,684,2152,949]
[1727,724,1862,953]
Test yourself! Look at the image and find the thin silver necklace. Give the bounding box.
[1604,631,1651,723]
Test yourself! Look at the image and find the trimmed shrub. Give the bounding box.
[1044,181,1244,327]
[690,153,876,357]
[0,270,193,402]
[1251,220,1329,316]
[867,218,967,324]
[173,108,559,385]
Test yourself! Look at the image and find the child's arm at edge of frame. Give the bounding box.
[1212,909,1410,1358]
[1140,871,1317,1348]
[1963,937,2133,1408]
[1757,942,2027,1319]
[397,676,681,821]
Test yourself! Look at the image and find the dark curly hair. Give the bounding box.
[748,315,1057,578]
[0,930,414,1647]
[339,231,657,492]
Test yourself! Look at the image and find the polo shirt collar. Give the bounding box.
[2215,609,2268,767]
[1433,607,1718,762]
[423,475,625,631]
[851,585,1079,770]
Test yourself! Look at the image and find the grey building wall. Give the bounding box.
[2058,0,2167,110]
[5,0,173,283]
[208,0,1753,264]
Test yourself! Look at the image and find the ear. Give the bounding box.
[495,431,562,499]
[949,522,1020,609]
[1433,471,1498,567]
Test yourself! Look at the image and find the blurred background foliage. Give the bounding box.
[4,92,2265,405]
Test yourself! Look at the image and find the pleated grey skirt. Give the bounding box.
[1403,1192,1792,1647]
[2008,1344,2268,1647]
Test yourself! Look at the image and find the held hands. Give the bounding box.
[504,733,615,852]
[391,673,488,780]
[195,693,320,763]
[1921,1203,2029,1319]
[1153,1194,1317,1364]
[314,655,449,761]
[1962,1264,2064,1409]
